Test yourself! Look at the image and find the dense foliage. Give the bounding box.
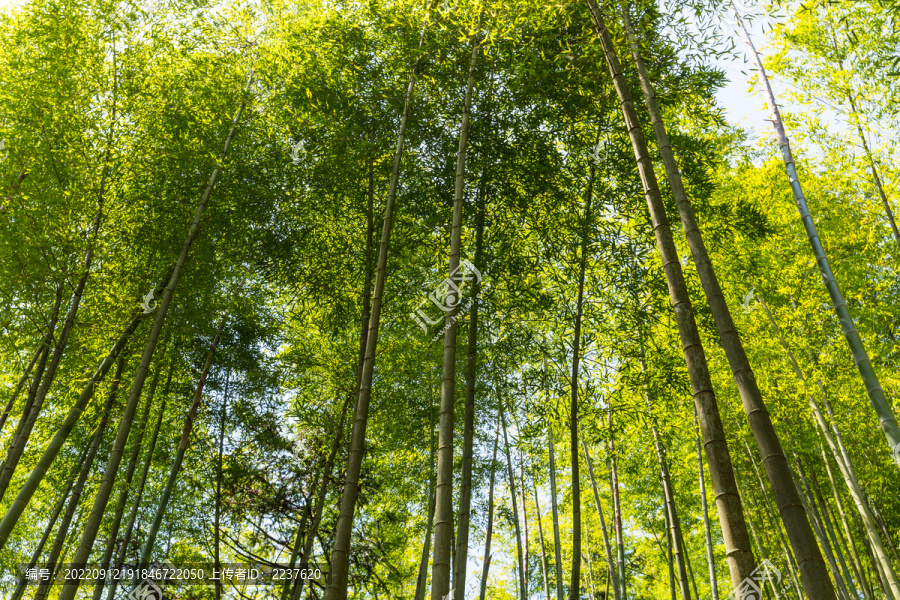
[0,0,899,598]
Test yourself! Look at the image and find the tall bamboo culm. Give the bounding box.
[732,5,900,470]
[56,73,252,600]
[325,12,432,596]
[433,28,480,600]
[585,0,757,588]
[619,5,835,597]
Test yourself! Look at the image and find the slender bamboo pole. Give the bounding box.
[584,521,597,598]
[758,293,900,599]
[137,314,228,565]
[214,369,230,600]
[695,412,719,600]
[793,457,851,600]
[549,424,565,600]
[433,27,481,600]
[843,85,900,249]
[502,406,527,600]
[106,362,173,600]
[620,7,833,596]
[415,405,437,600]
[533,479,551,600]
[872,502,900,570]
[291,164,378,599]
[0,207,102,503]
[609,411,627,600]
[811,470,859,598]
[291,394,354,600]
[664,485,677,600]
[565,138,595,600]
[0,287,62,491]
[91,360,165,600]
[585,0,757,587]
[34,357,125,600]
[453,104,487,600]
[646,390,691,600]
[731,469,781,600]
[742,439,803,598]
[8,440,86,600]
[478,420,500,600]
[520,446,530,597]
[0,344,42,438]
[581,425,621,600]
[325,12,432,595]
[58,73,251,600]
[820,443,874,600]
[733,4,900,468]
[0,303,151,552]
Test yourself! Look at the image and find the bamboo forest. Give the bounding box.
[3,0,900,598]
